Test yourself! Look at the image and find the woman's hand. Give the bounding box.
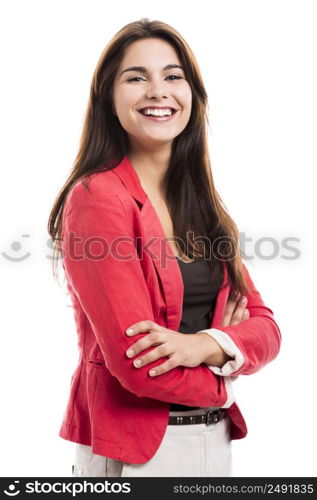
[125,292,249,377]
[222,290,250,326]
[126,322,210,377]
[198,291,250,366]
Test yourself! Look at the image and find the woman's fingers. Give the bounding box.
[125,320,163,336]
[125,331,176,376]
[222,292,249,327]
[129,344,171,370]
[229,296,249,326]
[146,355,179,377]
[126,330,171,363]
[126,331,165,356]
[222,291,241,326]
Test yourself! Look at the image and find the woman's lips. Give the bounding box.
[137,110,178,122]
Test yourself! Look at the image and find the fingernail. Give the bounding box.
[244,309,249,315]
[126,328,134,335]
[126,349,134,357]
[134,359,142,367]
[149,370,156,376]
[241,296,247,303]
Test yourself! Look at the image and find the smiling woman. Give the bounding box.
[112,38,192,145]
[47,17,281,478]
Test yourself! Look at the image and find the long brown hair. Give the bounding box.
[47,17,249,296]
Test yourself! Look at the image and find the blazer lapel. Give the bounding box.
[140,196,184,331]
[112,155,229,332]
[112,155,147,206]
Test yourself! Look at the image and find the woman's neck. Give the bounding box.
[127,149,170,200]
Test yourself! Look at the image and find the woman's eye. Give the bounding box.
[127,77,145,82]
[166,75,182,80]
[127,75,182,82]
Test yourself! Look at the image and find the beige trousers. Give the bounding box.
[72,409,232,477]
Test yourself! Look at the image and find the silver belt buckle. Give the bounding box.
[206,409,220,426]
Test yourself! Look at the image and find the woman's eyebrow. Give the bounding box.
[120,64,184,76]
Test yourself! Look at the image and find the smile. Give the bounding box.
[137,109,178,122]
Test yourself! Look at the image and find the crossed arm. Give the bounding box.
[122,292,251,377]
[62,183,281,406]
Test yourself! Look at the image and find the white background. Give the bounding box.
[0,0,316,477]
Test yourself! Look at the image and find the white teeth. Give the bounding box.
[141,108,173,116]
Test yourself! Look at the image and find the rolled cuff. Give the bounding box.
[220,376,235,408]
[197,328,245,377]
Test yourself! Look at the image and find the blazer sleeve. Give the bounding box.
[61,181,228,408]
[197,264,282,377]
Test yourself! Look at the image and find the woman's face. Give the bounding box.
[112,37,192,152]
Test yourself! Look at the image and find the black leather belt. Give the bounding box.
[168,409,226,426]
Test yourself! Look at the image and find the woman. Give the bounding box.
[48,18,281,477]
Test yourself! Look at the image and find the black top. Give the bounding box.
[169,257,224,411]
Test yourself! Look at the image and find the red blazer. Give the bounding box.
[59,155,282,464]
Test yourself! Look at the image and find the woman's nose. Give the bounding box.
[145,80,168,99]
